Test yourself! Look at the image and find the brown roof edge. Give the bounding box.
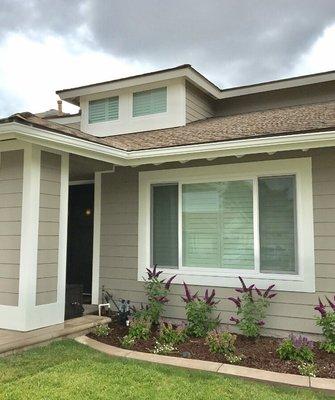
[44,111,81,119]
[56,64,193,94]
[221,69,335,92]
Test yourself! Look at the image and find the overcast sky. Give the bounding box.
[0,0,335,117]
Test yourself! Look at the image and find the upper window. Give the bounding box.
[138,159,315,292]
[133,87,167,117]
[88,96,119,124]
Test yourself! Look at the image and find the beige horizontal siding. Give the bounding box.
[185,82,215,123]
[99,149,335,336]
[0,150,23,306]
[36,151,61,306]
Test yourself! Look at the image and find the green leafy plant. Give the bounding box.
[151,341,175,355]
[182,283,220,338]
[143,266,176,325]
[120,335,135,349]
[158,320,188,345]
[206,330,237,357]
[297,362,317,377]
[277,334,314,363]
[92,324,111,337]
[315,296,335,353]
[128,316,151,340]
[229,277,276,338]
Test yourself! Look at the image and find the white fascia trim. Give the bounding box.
[138,158,315,292]
[1,123,335,167]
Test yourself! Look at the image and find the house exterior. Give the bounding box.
[0,64,334,336]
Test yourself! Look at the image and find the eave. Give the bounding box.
[1,122,335,167]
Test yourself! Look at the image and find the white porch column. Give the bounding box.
[0,142,69,331]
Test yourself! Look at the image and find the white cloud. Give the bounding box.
[0,33,153,117]
[292,23,335,76]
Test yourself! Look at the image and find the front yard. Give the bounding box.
[0,340,332,400]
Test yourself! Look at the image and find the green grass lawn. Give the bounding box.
[0,340,331,400]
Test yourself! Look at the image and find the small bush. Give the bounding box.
[92,325,110,337]
[152,341,175,355]
[158,320,188,345]
[206,330,237,356]
[128,316,151,340]
[229,277,276,338]
[182,283,220,337]
[277,334,314,363]
[120,335,135,349]
[315,296,335,353]
[297,362,317,377]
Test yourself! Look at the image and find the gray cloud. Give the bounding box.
[1,0,335,86]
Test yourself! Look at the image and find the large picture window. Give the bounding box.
[139,159,315,292]
[151,177,296,273]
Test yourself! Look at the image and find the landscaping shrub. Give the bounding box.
[120,335,135,349]
[158,320,188,345]
[277,334,314,363]
[314,296,335,353]
[92,324,111,337]
[229,276,276,338]
[205,330,237,356]
[182,283,220,337]
[128,316,151,340]
[297,361,317,377]
[144,265,176,325]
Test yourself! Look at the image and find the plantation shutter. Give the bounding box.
[259,176,297,273]
[152,184,178,268]
[182,181,254,269]
[89,96,119,123]
[133,87,167,117]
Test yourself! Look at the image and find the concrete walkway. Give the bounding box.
[0,315,110,357]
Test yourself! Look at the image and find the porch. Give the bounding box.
[0,315,110,357]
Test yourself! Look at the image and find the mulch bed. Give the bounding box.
[87,315,335,379]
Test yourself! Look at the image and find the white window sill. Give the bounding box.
[137,269,315,293]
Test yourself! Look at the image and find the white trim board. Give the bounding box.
[138,158,315,292]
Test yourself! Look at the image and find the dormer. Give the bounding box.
[56,65,220,137]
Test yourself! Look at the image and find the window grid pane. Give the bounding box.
[89,96,119,123]
[133,87,167,117]
[182,180,254,269]
[152,184,178,268]
[259,175,297,274]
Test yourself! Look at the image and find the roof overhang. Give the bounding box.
[1,122,335,167]
[57,65,221,105]
[57,64,335,106]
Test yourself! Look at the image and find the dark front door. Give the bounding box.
[66,184,94,300]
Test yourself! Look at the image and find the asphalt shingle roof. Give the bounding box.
[2,101,335,152]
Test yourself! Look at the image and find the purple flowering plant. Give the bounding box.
[228,277,276,338]
[181,282,220,337]
[277,333,314,363]
[314,295,335,353]
[143,265,176,325]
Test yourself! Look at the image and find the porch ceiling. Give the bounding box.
[69,154,113,181]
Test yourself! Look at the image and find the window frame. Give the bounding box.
[132,87,168,118]
[138,158,315,292]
